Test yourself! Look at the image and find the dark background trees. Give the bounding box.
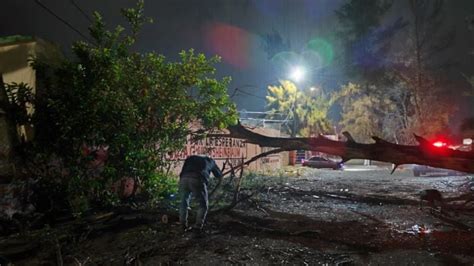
[332,0,462,143]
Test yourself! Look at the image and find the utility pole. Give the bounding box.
[291,96,297,137]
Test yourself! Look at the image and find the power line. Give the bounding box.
[69,0,93,23]
[34,0,92,42]
[231,88,267,100]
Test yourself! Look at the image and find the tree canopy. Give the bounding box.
[333,0,456,144]
[266,80,333,137]
[6,0,237,214]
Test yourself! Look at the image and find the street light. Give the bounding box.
[289,66,305,83]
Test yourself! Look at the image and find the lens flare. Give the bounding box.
[306,38,334,67]
[301,50,323,70]
[270,51,301,69]
[203,23,251,69]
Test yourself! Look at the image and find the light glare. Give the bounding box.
[432,141,446,148]
[290,66,305,82]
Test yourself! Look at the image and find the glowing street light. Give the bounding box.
[289,66,305,83]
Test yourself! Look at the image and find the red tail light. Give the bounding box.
[432,141,447,148]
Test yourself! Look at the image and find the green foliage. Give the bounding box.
[240,170,289,190]
[4,82,34,128]
[335,83,395,142]
[297,88,334,137]
[336,80,455,143]
[0,35,34,45]
[144,173,178,205]
[7,0,237,213]
[333,0,455,144]
[266,80,333,137]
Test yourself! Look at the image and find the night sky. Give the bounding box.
[1,0,474,115]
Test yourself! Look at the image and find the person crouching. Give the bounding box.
[179,155,222,233]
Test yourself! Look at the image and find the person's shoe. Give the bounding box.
[181,224,192,233]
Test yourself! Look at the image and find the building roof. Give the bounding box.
[0,35,35,47]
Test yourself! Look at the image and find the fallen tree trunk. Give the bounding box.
[213,122,474,174]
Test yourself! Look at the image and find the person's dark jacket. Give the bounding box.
[179,155,223,184]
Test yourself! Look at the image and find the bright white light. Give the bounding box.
[309,86,316,92]
[289,66,305,82]
[432,141,446,148]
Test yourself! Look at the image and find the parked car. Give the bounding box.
[302,156,343,170]
[413,164,466,177]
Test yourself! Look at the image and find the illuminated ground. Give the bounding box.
[6,167,474,265]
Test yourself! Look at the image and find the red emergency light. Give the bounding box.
[432,141,446,148]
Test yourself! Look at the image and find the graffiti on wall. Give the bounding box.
[167,136,247,161]
[260,147,281,165]
[260,155,280,165]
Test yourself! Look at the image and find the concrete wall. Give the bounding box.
[0,39,37,180]
[0,41,36,89]
[0,77,15,180]
[0,38,61,214]
[1,38,61,141]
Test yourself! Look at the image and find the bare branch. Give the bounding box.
[222,122,474,174]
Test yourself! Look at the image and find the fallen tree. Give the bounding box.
[212,122,474,174]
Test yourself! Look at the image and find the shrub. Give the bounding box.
[6,0,237,214]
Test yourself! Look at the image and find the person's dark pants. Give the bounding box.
[179,177,208,230]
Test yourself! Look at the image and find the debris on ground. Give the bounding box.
[1,168,474,264]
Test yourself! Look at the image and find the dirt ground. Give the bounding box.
[4,166,474,265]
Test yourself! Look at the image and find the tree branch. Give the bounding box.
[218,122,474,174]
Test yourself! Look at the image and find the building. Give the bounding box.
[0,36,60,217]
[0,35,61,145]
[168,125,289,175]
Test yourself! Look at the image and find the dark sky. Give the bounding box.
[1,0,474,114]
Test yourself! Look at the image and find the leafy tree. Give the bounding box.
[266,80,332,137]
[388,0,456,141]
[335,0,455,143]
[297,88,333,137]
[335,83,396,142]
[336,80,454,144]
[334,0,411,142]
[7,0,237,214]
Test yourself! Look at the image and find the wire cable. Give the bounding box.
[34,0,93,42]
[69,0,93,23]
[233,88,267,100]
